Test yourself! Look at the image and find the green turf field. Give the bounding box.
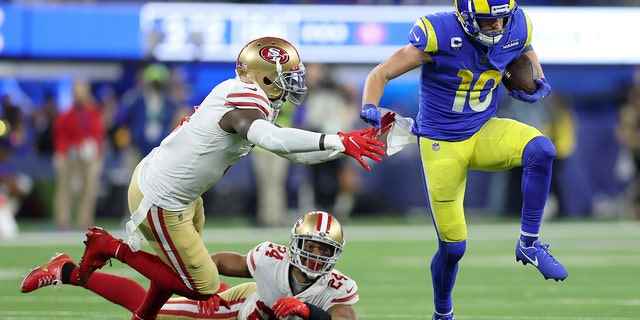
[1,221,639,319]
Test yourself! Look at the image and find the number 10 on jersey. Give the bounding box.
[452,69,502,113]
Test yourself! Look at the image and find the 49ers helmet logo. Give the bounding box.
[259,46,290,64]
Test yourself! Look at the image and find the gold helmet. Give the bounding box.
[289,211,344,278]
[236,37,307,109]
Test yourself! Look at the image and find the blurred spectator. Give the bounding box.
[53,80,104,229]
[302,64,359,220]
[114,64,182,158]
[617,84,640,219]
[33,92,58,157]
[97,85,131,219]
[0,98,31,239]
[544,94,576,219]
[1,95,26,147]
[97,85,119,131]
[252,100,296,227]
[0,139,32,239]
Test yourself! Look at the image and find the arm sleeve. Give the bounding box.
[324,277,359,310]
[276,150,343,165]
[524,11,533,48]
[245,242,268,277]
[246,119,343,154]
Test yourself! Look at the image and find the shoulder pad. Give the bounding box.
[408,15,438,53]
[246,241,288,276]
[326,270,359,306]
[224,80,271,118]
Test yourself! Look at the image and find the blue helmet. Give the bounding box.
[455,0,517,46]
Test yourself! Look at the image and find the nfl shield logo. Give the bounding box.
[432,142,440,151]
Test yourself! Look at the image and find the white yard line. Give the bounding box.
[2,222,639,247]
[0,311,635,320]
[357,315,636,320]
[0,311,116,319]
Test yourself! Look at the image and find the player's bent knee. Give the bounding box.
[437,224,468,242]
[524,136,556,165]
[194,274,220,295]
[186,260,221,296]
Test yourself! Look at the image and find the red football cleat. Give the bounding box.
[77,227,122,285]
[21,253,75,293]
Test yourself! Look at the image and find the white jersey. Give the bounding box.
[138,78,276,211]
[237,241,359,320]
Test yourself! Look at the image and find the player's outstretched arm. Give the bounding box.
[220,109,385,171]
[275,149,343,165]
[361,44,428,127]
[279,112,397,164]
[329,304,358,320]
[210,252,252,278]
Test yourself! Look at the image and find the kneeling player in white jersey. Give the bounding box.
[22,211,358,320]
[72,37,381,319]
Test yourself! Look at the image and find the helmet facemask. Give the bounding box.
[289,235,342,278]
[474,16,511,46]
[272,60,308,109]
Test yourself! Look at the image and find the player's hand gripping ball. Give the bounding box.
[502,54,539,93]
[503,54,551,103]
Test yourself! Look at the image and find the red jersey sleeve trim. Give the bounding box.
[223,101,269,118]
[226,92,269,105]
[331,292,358,303]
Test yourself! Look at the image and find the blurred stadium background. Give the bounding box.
[0,0,639,319]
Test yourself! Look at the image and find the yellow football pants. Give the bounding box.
[128,164,220,295]
[419,117,543,242]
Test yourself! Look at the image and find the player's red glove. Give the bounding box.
[337,129,385,171]
[272,296,310,319]
[377,111,396,136]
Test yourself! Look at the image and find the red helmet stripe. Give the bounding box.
[326,214,333,233]
[315,212,323,232]
[319,211,329,233]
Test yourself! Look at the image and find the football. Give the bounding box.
[502,54,541,94]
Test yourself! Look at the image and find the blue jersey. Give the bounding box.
[409,8,533,141]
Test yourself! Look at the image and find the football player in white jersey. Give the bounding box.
[72,37,380,320]
[22,211,358,320]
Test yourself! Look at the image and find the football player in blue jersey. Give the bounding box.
[360,1,567,319]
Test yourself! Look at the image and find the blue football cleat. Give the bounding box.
[432,312,455,320]
[516,239,568,281]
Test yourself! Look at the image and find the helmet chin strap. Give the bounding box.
[275,57,283,76]
[271,57,288,110]
[296,265,321,281]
